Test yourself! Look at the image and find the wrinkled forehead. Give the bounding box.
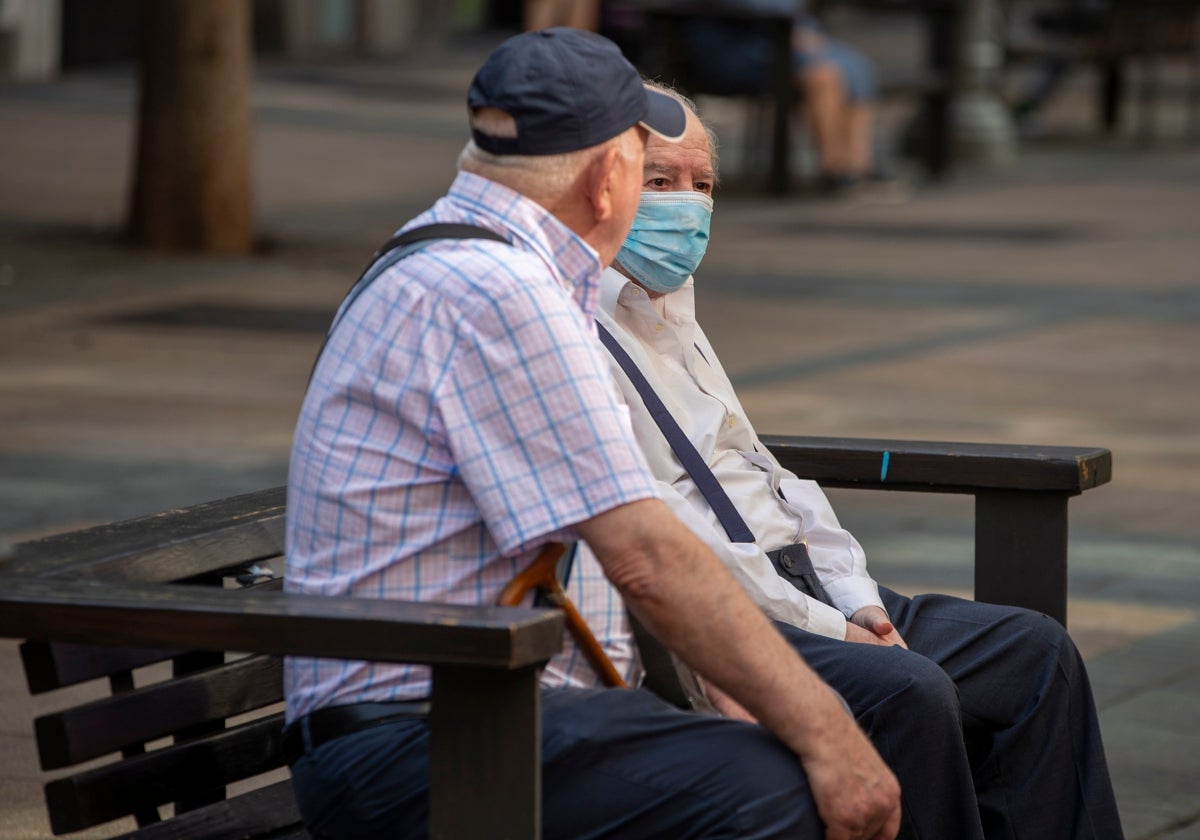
[644,133,715,183]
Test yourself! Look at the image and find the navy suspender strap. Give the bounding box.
[595,322,757,545]
[309,223,509,381]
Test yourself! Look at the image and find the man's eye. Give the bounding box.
[646,178,668,188]
[695,182,712,193]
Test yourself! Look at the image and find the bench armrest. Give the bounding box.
[0,575,562,668]
[0,576,562,840]
[760,435,1113,625]
[760,435,1112,495]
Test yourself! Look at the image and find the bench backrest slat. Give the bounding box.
[35,654,283,770]
[44,713,285,834]
[20,579,283,694]
[20,639,183,693]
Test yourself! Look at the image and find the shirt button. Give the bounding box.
[727,417,736,427]
[653,323,664,333]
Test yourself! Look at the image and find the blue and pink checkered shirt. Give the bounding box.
[284,172,657,720]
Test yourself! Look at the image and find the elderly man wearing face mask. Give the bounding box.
[560,85,1124,840]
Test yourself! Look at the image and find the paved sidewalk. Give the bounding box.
[1,40,1198,838]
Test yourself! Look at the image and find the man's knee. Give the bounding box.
[868,649,960,724]
[1003,606,1088,688]
[713,726,823,839]
[543,689,821,838]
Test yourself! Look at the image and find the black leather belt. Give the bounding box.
[281,700,430,765]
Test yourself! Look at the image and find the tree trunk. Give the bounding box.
[127,0,254,253]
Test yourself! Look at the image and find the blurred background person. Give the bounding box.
[682,0,886,193]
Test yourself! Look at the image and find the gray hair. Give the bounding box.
[458,107,639,202]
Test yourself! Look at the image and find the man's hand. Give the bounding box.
[707,670,900,839]
[849,606,908,649]
[802,703,902,840]
[702,677,758,723]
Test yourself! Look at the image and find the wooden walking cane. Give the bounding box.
[496,543,627,688]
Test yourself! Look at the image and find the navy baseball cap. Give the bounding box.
[467,27,686,155]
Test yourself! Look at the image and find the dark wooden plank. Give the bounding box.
[0,576,564,670]
[170,648,232,816]
[19,578,283,692]
[430,663,542,840]
[109,779,303,840]
[760,435,1112,494]
[269,829,312,840]
[975,491,1071,625]
[35,654,282,770]
[6,486,286,581]
[20,639,182,694]
[44,714,286,834]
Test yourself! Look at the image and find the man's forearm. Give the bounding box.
[580,493,900,836]
[579,499,850,755]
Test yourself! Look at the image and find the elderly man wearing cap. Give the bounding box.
[283,28,900,840]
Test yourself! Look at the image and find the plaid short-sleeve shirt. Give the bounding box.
[284,172,657,719]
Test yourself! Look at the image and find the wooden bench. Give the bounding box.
[0,435,1110,839]
[0,487,563,840]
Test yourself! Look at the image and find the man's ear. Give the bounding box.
[584,144,622,223]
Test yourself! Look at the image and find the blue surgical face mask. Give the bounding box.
[616,190,714,294]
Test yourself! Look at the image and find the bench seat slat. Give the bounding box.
[2,487,286,581]
[50,523,283,584]
[45,714,286,834]
[36,654,283,770]
[109,779,304,840]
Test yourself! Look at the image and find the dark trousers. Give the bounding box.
[289,685,821,839]
[776,587,1124,840]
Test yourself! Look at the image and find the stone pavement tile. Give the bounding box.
[1158,820,1200,840]
[1065,601,1195,663]
[1095,658,1200,839]
[1066,540,1200,615]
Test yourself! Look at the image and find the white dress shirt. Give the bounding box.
[592,267,886,640]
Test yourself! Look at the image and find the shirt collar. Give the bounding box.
[600,266,696,321]
[446,171,604,311]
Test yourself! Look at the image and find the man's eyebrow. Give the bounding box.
[644,161,716,180]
